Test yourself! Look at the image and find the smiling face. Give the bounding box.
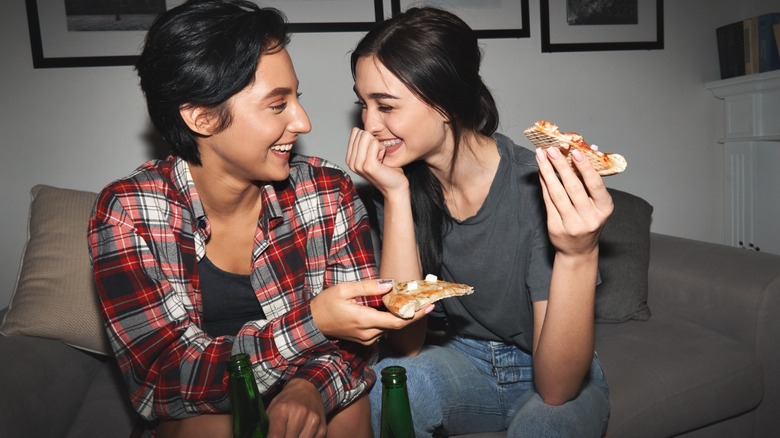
[354,56,453,169]
[193,47,311,182]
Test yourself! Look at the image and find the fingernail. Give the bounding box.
[547,147,561,159]
[425,305,435,314]
[571,149,584,162]
[378,279,394,286]
[536,147,545,159]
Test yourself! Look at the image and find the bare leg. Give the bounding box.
[155,414,231,438]
[327,394,372,438]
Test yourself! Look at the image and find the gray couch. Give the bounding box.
[1,185,778,437]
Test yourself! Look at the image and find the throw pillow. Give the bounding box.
[595,188,653,323]
[0,185,110,355]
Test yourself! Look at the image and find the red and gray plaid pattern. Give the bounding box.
[88,155,380,420]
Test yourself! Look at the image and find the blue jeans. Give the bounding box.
[369,336,610,437]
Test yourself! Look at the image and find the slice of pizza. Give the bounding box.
[383,275,474,319]
[523,120,627,176]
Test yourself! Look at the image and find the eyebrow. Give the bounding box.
[368,92,399,100]
[263,87,294,100]
[353,86,398,100]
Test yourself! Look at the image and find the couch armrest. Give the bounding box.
[647,233,780,346]
[0,335,104,436]
[647,232,780,435]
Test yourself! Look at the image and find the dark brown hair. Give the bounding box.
[351,7,499,275]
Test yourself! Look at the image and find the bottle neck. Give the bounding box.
[380,365,408,388]
[380,366,414,437]
[227,353,268,438]
[227,353,252,374]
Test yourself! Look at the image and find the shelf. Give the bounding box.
[707,67,780,254]
[718,135,780,144]
[705,70,780,98]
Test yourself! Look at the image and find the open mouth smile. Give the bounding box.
[380,138,402,153]
[271,143,293,154]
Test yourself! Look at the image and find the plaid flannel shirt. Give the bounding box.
[88,155,381,421]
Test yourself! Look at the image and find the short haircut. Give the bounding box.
[136,0,289,164]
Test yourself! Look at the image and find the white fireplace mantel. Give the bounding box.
[705,70,780,255]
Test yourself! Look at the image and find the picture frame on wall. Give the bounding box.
[25,0,156,68]
[265,0,383,32]
[540,0,663,52]
[26,0,384,68]
[389,0,530,39]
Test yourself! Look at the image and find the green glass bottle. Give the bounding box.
[379,365,415,438]
[227,353,269,438]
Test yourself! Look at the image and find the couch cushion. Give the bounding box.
[0,185,109,355]
[595,317,762,437]
[65,354,137,438]
[595,189,653,322]
[0,335,103,436]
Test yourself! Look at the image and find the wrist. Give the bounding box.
[381,184,411,205]
[554,247,599,270]
[284,377,318,394]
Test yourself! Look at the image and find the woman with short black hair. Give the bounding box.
[89,1,427,437]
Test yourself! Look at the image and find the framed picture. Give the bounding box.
[389,0,530,39]
[25,0,158,68]
[264,0,383,33]
[26,0,384,69]
[540,0,663,52]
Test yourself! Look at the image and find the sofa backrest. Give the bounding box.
[0,184,657,360]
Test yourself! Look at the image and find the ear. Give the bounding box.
[179,104,215,136]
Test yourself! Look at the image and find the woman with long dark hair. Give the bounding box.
[346,7,611,437]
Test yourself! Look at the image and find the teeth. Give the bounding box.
[382,139,401,147]
[271,144,293,152]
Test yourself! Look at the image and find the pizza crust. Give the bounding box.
[523,120,627,176]
[383,277,474,319]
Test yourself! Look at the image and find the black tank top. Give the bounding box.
[199,256,265,337]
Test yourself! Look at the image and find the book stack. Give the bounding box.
[716,12,780,79]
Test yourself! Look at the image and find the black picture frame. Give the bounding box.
[277,0,384,33]
[390,0,529,39]
[26,0,384,69]
[540,0,663,52]
[25,0,138,68]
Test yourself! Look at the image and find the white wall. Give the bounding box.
[1,0,777,308]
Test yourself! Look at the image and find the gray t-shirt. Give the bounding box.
[376,133,554,351]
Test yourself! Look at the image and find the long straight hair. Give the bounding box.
[351,7,499,275]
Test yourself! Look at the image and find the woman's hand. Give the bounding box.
[533,146,612,403]
[346,128,408,196]
[535,146,613,257]
[310,279,431,345]
[266,379,327,438]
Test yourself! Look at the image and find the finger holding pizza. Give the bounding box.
[309,279,433,346]
[533,123,614,257]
